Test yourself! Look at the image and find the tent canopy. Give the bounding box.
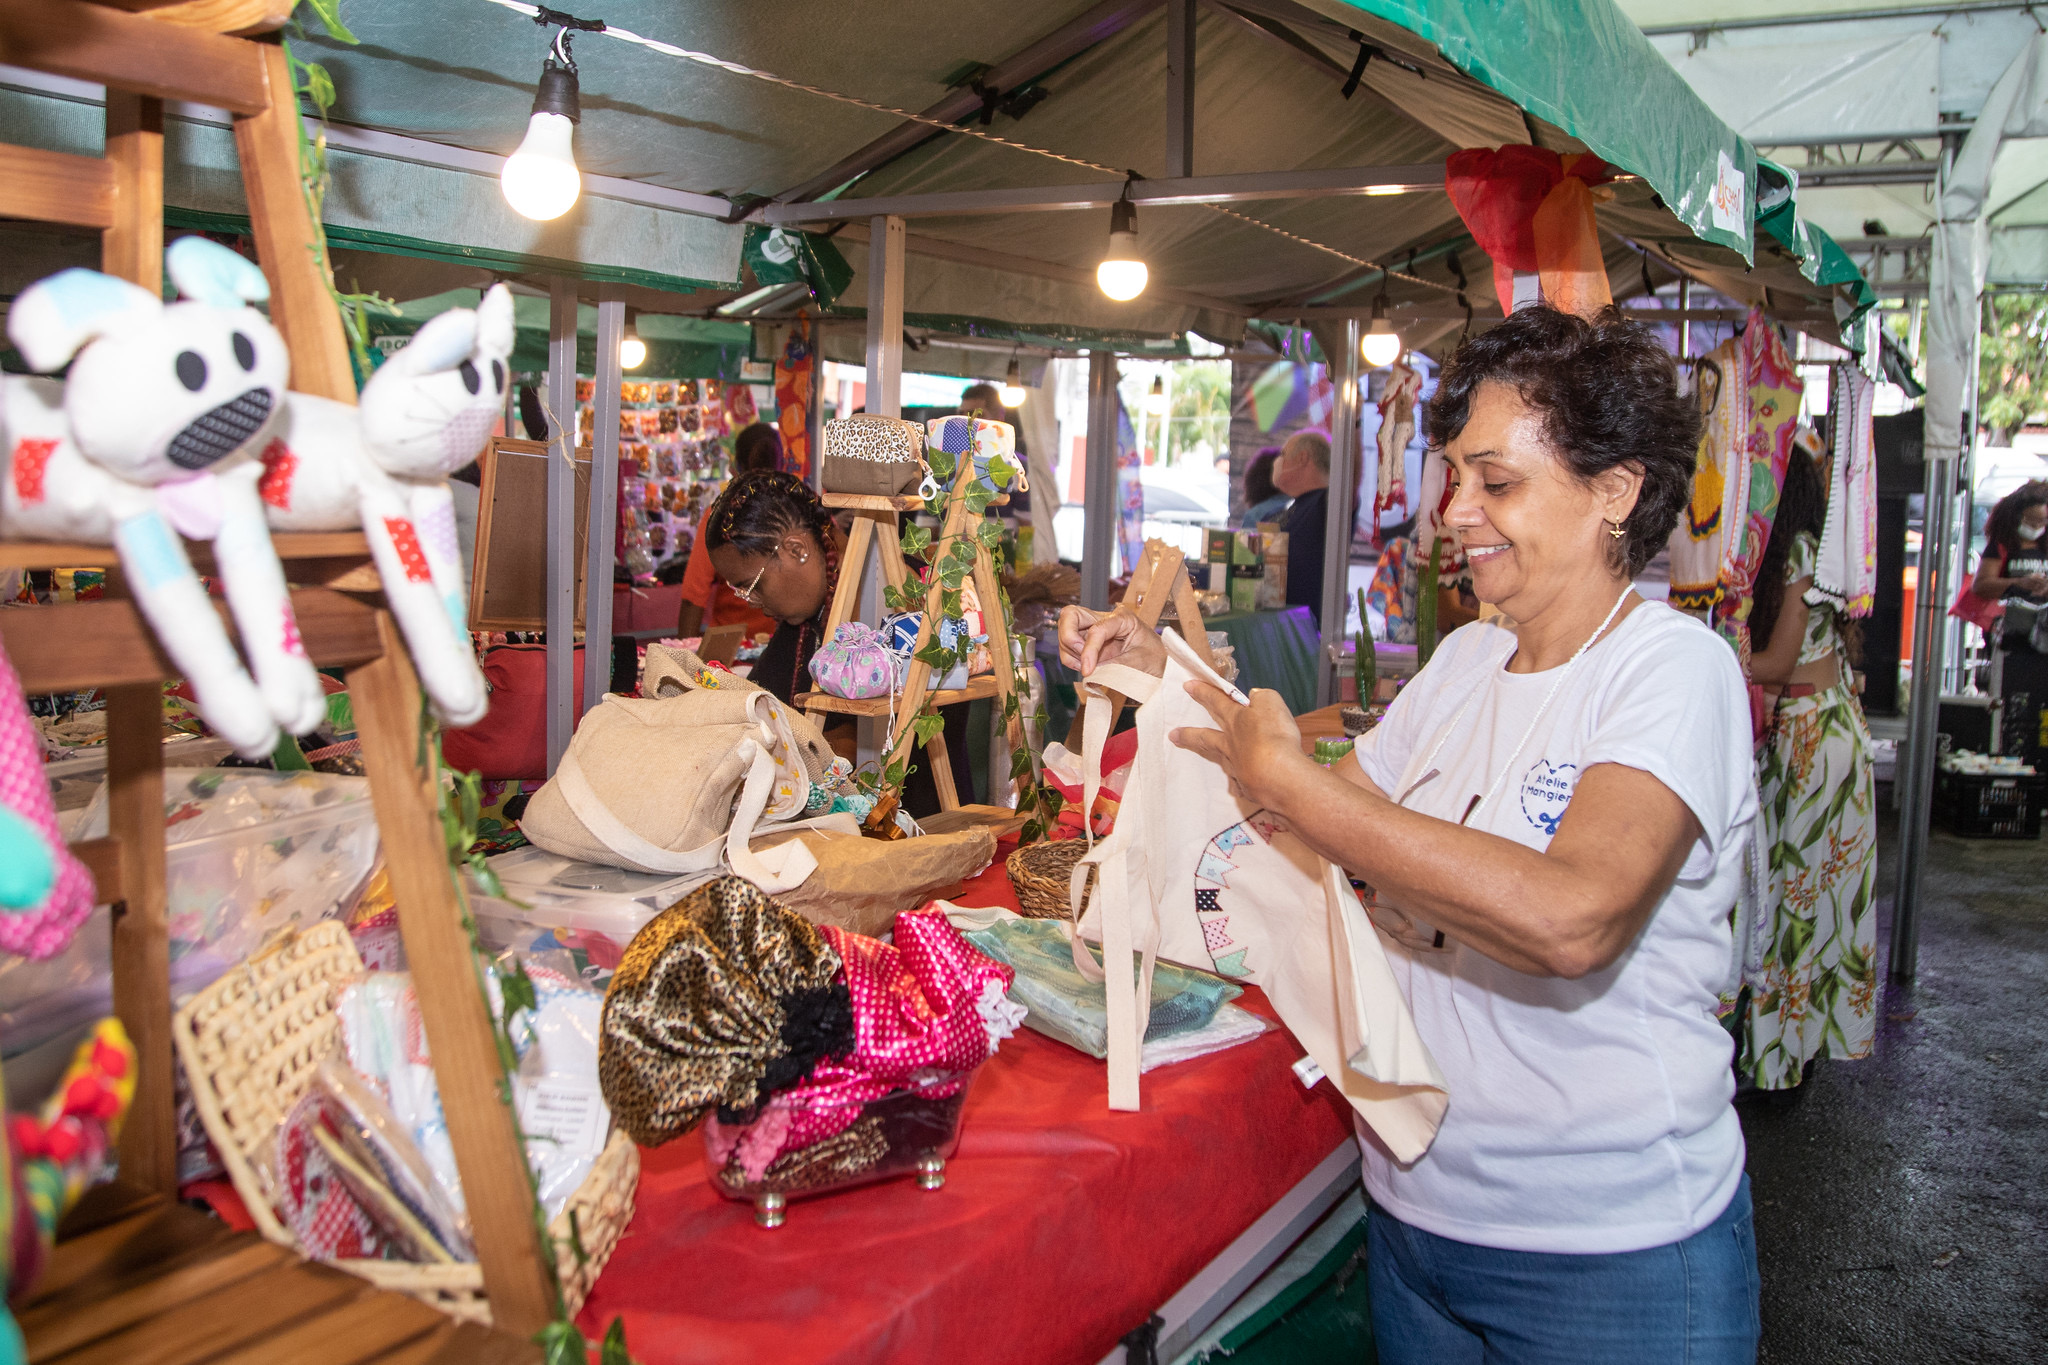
[1,0,1871,348]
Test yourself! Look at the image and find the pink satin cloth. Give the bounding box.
[705,911,1015,1179]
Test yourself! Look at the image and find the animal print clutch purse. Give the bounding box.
[821,414,937,499]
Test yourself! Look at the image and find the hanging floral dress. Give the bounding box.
[1743,531,1878,1089]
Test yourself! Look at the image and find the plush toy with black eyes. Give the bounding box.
[0,237,325,759]
[258,285,513,725]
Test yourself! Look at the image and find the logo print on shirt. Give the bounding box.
[1519,759,1579,837]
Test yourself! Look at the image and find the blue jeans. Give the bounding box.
[1367,1176,1760,1364]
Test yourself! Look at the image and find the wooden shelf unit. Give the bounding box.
[0,2,555,1357]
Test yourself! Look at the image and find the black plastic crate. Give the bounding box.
[1933,768,2046,839]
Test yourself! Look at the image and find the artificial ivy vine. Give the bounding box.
[283,1,397,385]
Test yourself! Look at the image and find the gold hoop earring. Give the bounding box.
[1606,519,1625,540]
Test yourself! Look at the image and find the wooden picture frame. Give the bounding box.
[470,436,591,632]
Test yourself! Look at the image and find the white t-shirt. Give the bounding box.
[1351,602,1756,1254]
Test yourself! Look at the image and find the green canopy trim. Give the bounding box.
[1336,0,1757,260]
[742,227,855,309]
[350,284,752,381]
[1755,162,1879,335]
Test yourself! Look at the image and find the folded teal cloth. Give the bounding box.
[964,917,1241,1059]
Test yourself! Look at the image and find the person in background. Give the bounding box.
[677,422,784,640]
[1742,443,1877,1094]
[1276,428,1333,625]
[1240,447,1292,529]
[704,470,975,816]
[1972,479,2048,608]
[1060,306,1759,1362]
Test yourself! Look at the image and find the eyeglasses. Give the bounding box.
[726,564,767,604]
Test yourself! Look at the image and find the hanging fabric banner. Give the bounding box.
[1714,309,1803,671]
[1444,146,1614,318]
[775,313,814,482]
[1115,402,1145,577]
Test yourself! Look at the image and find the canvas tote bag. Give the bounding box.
[521,650,852,891]
[1070,629,1448,1163]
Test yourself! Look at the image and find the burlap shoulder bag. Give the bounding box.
[1069,629,1449,1164]
[522,646,850,890]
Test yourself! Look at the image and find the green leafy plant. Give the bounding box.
[284,2,397,384]
[1354,586,1376,705]
[1415,533,1442,669]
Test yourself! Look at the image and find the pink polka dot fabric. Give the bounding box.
[0,636,96,959]
[751,911,1014,1162]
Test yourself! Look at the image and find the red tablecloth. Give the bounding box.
[577,846,1356,1365]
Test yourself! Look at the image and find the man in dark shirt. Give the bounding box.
[1275,429,1332,626]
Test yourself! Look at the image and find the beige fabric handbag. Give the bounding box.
[521,661,849,891]
[1070,629,1449,1163]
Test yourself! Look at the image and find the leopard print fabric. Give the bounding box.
[599,876,848,1147]
[821,414,930,496]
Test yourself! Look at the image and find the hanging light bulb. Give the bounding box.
[502,31,582,222]
[1000,357,1027,408]
[1361,291,1403,369]
[619,307,646,370]
[1145,374,1169,416]
[1097,187,1149,302]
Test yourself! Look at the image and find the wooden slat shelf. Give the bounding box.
[796,672,1000,716]
[0,530,370,572]
[0,0,271,113]
[0,588,384,694]
[23,1194,539,1365]
[820,491,926,511]
[917,802,1029,838]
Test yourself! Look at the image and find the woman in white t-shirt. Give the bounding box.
[1059,306,1759,1363]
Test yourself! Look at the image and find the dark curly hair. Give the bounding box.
[731,422,784,475]
[1244,448,1281,505]
[1750,442,1827,653]
[1985,479,2048,561]
[705,470,831,557]
[1424,305,1699,577]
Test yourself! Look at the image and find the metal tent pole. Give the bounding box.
[865,216,905,419]
[1081,350,1120,610]
[584,294,624,713]
[1317,318,1362,707]
[544,275,578,776]
[1165,0,1195,179]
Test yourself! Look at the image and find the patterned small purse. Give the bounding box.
[926,416,1027,494]
[809,622,898,699]
[821,414,938,500]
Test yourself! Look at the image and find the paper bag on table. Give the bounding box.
[749,825,997,937]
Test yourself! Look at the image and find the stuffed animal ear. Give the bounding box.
[165,236,271,308]
[386,307,479,377]
[475,283,514,359]
[6,269,162,373]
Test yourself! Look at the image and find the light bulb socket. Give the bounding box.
[1109,195,1138,237]
[622,304,640,342]
[1006,358,1022,385]
[533,62,581,123]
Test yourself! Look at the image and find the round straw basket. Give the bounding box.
[1005,838,1095,919]
[172,920,637,1326]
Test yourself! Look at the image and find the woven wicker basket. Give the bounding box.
[1004,838,1095,919]
[172,920,637,1326]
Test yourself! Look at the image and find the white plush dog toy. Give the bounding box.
[2,237,326,759]
[258,284,512,725]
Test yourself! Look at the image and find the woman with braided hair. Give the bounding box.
[704,470,973,813]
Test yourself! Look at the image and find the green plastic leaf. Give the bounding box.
[913,713,946,745]
[298,0,360,44]
[601,1318,638,1365]
[900,523,932,556]
[302,62,337,113]
[989,460,1014,489]
[914,643,952,670]
[928,450,956,480]
[964,484,996,516]
[976,522,1004,551]
[535,1321,590,1365]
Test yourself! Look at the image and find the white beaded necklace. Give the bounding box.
[1398,584,1637,822]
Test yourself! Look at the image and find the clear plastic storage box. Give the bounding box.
[469,848,702,989]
